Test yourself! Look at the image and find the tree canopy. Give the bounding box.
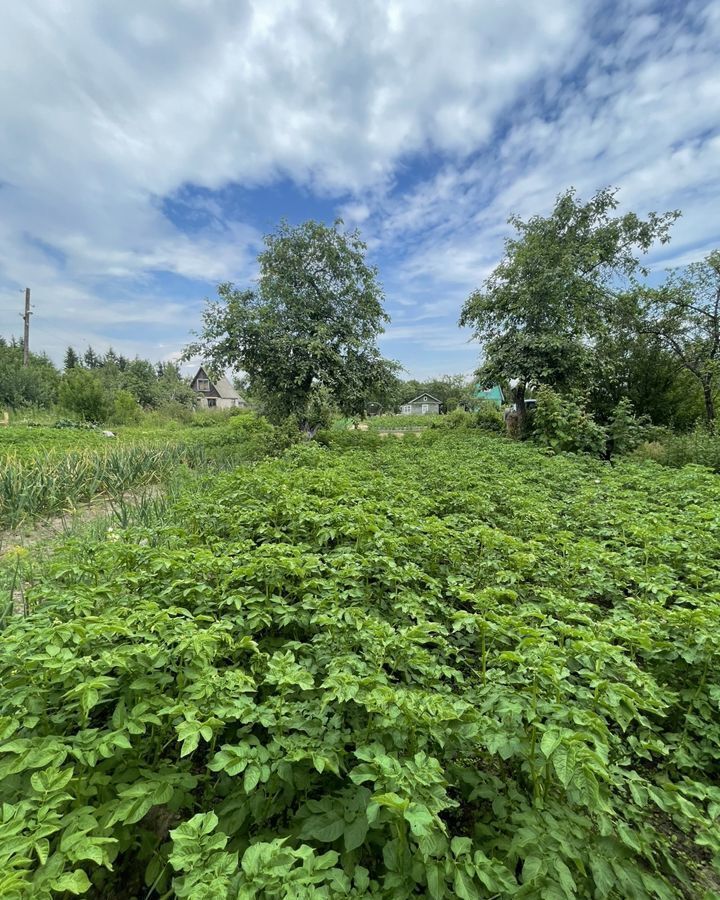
[186,219,399,429]
[459,187,679,429]
[633,250,720,427]
[0,338,60,410]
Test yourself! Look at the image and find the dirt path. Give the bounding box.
[0,486,162,558]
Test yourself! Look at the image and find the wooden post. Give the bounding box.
[22,288,31,367]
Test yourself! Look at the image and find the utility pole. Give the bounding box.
[22,288,31,366]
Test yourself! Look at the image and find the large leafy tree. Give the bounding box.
[586,331,693,427]
[187,219,399,430]
[120,358,161,407]
[459,188,678,433]
[635,250,720,428]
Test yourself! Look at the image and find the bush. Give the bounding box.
[188,408,238,428]
[643,426,720,472]
[0,343,60,409]
[533,388,607,455]
[315,428,384,451]
[606,398,651,456]
[224,411,299,460]
[149,401,194,425]
[365,414,432,431]
[58,369,112,422]
[110,390,143,426]
[474,401,505,433]
[430,408,474,429]
[303,384,335,433]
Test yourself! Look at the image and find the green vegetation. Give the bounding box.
[635,427,720,473]
[632,250,720,426]
[186,219,399,432]
[2,199,720,898]
[0,414,273,529]
[0,340,196,422]
[1,430,719,898]
[459,188,679,434]
[0,339,60,410]
[0,443,208,530]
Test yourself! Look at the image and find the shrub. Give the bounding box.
[303,384,335,434]
[651,426,720,472]
[110,389,143,426]
[149,400,195,425]
[606,398,651,456]
[316,428,384,451]
[58,369,112,422]
[365,414,432,431]
[533,387,607,455]
[474,401,505,433]
[0,344,60,409]
[189,408,237,428]
[430,408,474,429]
[224,411,299,460]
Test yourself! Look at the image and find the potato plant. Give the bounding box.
[0,432,719,898]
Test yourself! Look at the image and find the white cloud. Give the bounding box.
[0,0,590,366]
[1,0,719,378]
[368,1,720,358]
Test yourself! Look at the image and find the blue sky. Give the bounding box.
[1,0,719,379]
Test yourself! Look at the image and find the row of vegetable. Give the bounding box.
[0,422,254,529]
[0,430,719,897]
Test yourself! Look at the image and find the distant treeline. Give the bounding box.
[0,338,195,423]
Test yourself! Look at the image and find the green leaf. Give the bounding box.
[301,812,345,844]
[53,869,91,895]
[451,837,473,857]
[552,743,578,789]
[343,815,368,852]
[554,858,577,897]
[404,803,436,838]
[244,763,261,793]
[522,856,543,883]
[589,857,615,897]
[540,729,563,758]
[427,861,446,899]
[453,867,480,899]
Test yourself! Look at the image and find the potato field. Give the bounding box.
[1,430,719,898]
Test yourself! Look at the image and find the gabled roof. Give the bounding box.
[475,384,504,403]
[191,366,242,400]
[191,365,210,385]
[214,375,241,400]
[405,393,442,405]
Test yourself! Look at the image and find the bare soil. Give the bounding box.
[0,485,162,558]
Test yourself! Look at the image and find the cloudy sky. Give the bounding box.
[1,0,719,379]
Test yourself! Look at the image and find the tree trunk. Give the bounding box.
[515,381,528,438]
[702,379,716,431]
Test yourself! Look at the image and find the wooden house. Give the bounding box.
[399,393,442,415]
[190,366,248,410]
